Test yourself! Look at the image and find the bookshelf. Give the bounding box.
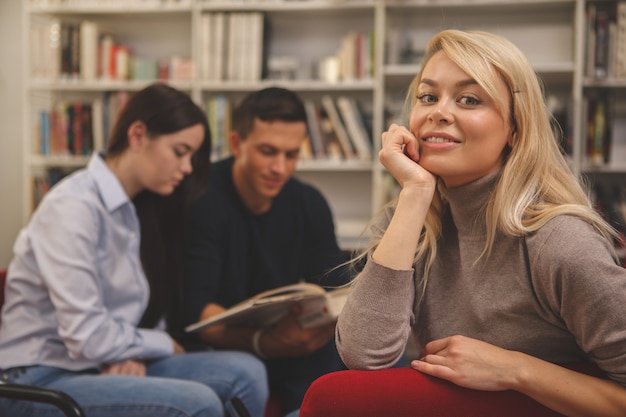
[22,0,626,252]
[23,0,377,251]
[580,0,626,246]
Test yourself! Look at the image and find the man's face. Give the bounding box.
[231,118,308,212]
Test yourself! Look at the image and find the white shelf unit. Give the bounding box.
[23,0,379,252]
[23,0,626,251]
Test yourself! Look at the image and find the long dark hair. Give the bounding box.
[106,83,211,335]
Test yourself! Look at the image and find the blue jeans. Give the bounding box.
[0,351,268,417]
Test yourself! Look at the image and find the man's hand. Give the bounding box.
[198,302,335,359]
[101,359,146,376]
[259,304,336,358]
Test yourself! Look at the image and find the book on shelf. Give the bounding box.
[336,96,372,161]
[185,282,352,333]
[207,95,232,160]
[30,15,61,80]
[321,95,357,161]
[36,100,100,157]
[617,2,626,78]
[304,100,327,160]
[79,20,98,82]
[91,97,104,152]
[248,12,265,82]
[39,91,128,156]
[210,11,264,82]
[335,30,374,81]
[584,1,626,79]
[585,94,614,166]
[226,12,240,81]
[200,12,212,81]
[31,17,188,82]
[213,12,227,81]
[594,8,610,79]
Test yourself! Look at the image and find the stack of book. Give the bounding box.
[304,96,372,163]
[585,2,626,79]
[199,12,265,82]
[30,17,192,82]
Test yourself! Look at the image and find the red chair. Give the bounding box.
[299,363,608,417]
[0,269,86,417]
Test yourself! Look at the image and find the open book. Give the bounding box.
[185,282,352,333]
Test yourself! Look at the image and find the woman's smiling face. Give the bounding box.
[409,51,514,187]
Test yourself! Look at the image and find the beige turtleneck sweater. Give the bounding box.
[337,172,626,385]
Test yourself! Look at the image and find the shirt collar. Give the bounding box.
[88,152,131,213]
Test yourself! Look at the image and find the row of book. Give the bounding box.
[36,101,99,157]
[308,30,375,83]
[34,91,130,156]
[206,94,373,163]
[585,2,626,79]
[199,11,374,83]
[303,96,372,162]
[30,18,193,82]
[199,12,265,82]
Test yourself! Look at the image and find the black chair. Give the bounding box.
[0,269,86,417]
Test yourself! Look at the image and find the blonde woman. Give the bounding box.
[335,30,626,416]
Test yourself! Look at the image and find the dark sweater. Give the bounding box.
[182,157,348,323]
[182,157,349,412]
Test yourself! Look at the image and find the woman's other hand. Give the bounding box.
[411,334,522,392]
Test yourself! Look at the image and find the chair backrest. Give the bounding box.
[0,268,6,321]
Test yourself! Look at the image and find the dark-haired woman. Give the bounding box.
[0,83,268,417]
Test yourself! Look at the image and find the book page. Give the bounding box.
[185,283,332,332]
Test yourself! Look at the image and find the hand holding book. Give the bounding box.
[185,283,352,333]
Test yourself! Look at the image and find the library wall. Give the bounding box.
[0,0,23,270]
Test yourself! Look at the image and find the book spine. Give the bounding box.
[336,96,372,161]
[79,20,98,82]
[200,13,212,81]
[215,12,226,81]
[617,2,626,78]
[321,95,355,160]
[91,97,104,152]
[586,4,597,77]
[595,9,610,78]
[304,100,327,160]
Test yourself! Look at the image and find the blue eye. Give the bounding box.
[417,93,436,103]
[460,96,481,106]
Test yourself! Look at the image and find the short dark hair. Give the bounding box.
[232,87,307,138]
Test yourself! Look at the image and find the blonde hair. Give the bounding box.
[352,30,617,294]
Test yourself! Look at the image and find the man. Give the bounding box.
[182,87,350,417]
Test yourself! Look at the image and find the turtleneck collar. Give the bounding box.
[437,171,500,236]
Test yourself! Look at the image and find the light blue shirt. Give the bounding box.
[0,153,173,371]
